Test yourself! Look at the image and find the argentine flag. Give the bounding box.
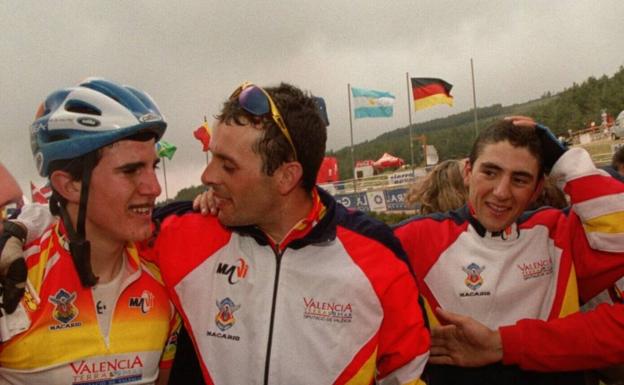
[351,87,395,119]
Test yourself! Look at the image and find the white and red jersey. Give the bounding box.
[147,188,430,385]
[395,148,624,376]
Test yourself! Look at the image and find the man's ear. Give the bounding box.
[276,161,303,195]
[529,176,545,203]
[49,170,81,204]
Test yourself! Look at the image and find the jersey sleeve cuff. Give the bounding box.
[499,324,524,366]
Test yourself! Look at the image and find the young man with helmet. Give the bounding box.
[0,78,179,385]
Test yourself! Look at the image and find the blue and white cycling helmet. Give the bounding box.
[31,77,167,177]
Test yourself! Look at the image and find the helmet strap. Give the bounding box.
[58,152,99,287]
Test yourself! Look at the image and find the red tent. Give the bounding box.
[316,156,339,183]
[373,152,404,170]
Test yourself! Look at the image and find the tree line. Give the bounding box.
[170,65,624,202]
[331,65,624,180]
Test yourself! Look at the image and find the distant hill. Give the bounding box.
[170,65,624,201]
[331,65,624,179]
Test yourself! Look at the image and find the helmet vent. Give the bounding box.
[49,134,69,142]
[65,99,102,116]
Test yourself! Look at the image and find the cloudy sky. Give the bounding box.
[2,1,623,200]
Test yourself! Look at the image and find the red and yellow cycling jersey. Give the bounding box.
[0,222,179,385]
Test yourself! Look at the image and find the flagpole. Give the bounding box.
[204,115,212,165]
[347,83,357,192]
[405,72,414,168]
[471,58,479,138]
[162,157,169,200]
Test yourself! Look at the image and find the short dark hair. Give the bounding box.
[217,82,327,192]
[612,146,624,168]
[469,119,545,176]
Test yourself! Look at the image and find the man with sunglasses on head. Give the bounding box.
[147,82,430,384]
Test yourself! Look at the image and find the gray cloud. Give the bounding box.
[2,0,623,199]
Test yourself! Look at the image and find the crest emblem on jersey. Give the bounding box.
[215,297,240,331]
[48,288,79,324]
[462,263,485,291]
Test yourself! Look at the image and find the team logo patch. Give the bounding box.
[48,288,82,329]
[128,290,154,314]
[459,263,491,298]
[303,297,353,323]
[463,263,485,290]
[215,297,240,331]
[216,258,249,284]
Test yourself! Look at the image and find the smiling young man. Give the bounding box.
[395,118,624,384]
[149,82,430,384]
[0,79,179,385]
[465,140,542,232]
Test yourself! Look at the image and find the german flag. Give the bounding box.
[411,78,453,111]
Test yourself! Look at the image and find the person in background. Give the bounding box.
[0,78,179,385]
[614,146,624,177]
[528,175,568,210]
[406,159,467,215]
[0,163,26,320]
[0,163,23,219]
[602,145,624,182]
[395,118,624,385]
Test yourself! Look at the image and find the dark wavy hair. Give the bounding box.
[216,83,327,192]
[469,119,545,176]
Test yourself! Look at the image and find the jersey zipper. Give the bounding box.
[263,246,284,385]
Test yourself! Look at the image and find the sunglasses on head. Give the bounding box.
[229,82,297,161]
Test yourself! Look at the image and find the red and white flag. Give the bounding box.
[31,181,52,204]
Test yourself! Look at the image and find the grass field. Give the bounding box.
[575,138,623,166]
